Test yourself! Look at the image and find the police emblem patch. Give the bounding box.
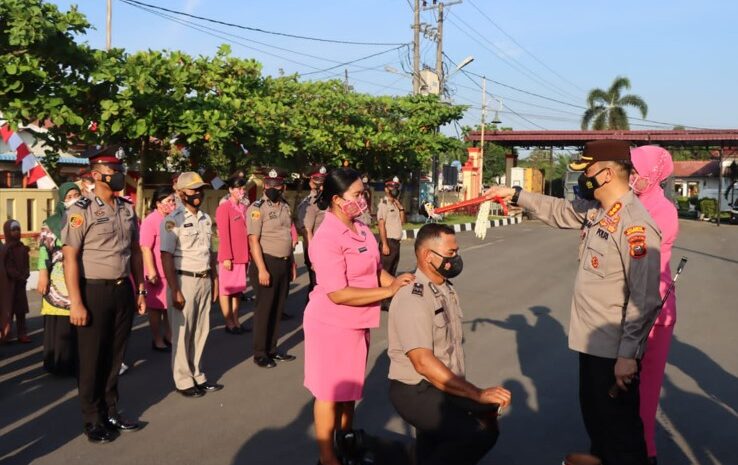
[95,209,105,217]
[250,210,261,220]
[628,234,647,258]
[69,214,84,229]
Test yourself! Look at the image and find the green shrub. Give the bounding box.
[675,196,690,211]
[699,198,717,218]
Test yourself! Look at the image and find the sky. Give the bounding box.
[55,0,738,134]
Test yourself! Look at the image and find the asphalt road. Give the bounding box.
[1,219,736,465]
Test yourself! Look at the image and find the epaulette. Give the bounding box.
[74,197,91,209]
[411,283,424,297]
[116,196,133,205]
[253,200,264,208]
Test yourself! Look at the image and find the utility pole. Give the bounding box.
[435,2,444,94]
[479,76,486,188]
[413,0,420,95]
[344,68,350,92]
[106,0,112,50]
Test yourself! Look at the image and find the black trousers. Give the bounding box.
[380,238,401,310]
[578,353,648,465]
[75,280,134,425]
[249,255,291,358]
[304,247,317,294]
[43,315,76,377]
[389,380,499,465]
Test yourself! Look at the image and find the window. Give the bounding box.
[46,198,54,218]
[27,198,35,232]
[5,198,14,221]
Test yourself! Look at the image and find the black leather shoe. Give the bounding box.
[254,356,276,368]
[84,423,116,444]
[106,414,141,432]
[270,352,296,362]
[196,381,223,392]
[225,326,241,335]
[177,386,205,398]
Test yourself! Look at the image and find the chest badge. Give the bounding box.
[591,256,600,269]
[358,247,367,253]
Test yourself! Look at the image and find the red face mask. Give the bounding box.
[340,195,368,219]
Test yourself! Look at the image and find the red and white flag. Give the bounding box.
[0,121,57,189]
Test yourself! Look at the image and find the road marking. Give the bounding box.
[462,238,503,252]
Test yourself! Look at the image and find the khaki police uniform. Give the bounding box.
[377,196,404,310]
[387,270,498,465]
[302,196,326,292]
[159,206,214,390]
[296,189,319,291]
[246,195,293,359]
[61,195,138,425]
[517,189,661,465]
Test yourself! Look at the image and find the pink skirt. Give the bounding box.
[219,262,247,296]
[303,315,370,402]
[145,278,168,311]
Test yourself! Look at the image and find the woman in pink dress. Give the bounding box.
[630,146,679,464]
[140,186,177,351]
[216,176,250,334]
[303,168,414,465]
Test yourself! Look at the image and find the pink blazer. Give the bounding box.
[216,199,249,264]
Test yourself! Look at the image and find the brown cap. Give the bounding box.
[82,145,125,166]
[569,140,631,171]
[175,171,208,190]
[308,165,327,182]
[385,176,400,187]
[263,168,285,187]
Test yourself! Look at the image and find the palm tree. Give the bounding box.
[581,76,648,130]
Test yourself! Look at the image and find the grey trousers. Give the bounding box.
[169,275,211,390]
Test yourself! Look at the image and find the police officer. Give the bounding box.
[295,166,326,293]
[485,140,662,465]
[377,176,405,311]
[388,223,511,465]
[160,172,223,397]
[247,169,297,368]
[62,146,146,443]
[358,175,373,226]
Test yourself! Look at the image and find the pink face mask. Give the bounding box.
[158,199,176,216]
[340,195,368,219]
[629,173,652,195]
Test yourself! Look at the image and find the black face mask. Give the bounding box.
[101,171,126,192]
[577,169,607,201]
[431,250,463,279]
[265,188,282,202]
[389,188,400,198]
[183,191,203,207]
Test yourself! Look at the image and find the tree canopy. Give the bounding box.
[581,76,647,130]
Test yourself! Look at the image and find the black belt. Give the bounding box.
[264,254,291,261]
[177,270,211,278]
[85,278,127,286]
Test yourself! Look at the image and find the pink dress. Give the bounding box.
[631,146,680,458]
[140,210,168,310]
[303,212,382,401]
[215,199,249,296]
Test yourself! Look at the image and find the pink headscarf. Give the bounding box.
[630,146,679,325]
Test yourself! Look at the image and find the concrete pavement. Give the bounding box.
[0,219,736,465]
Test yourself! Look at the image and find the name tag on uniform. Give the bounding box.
[596,229,609,240]
[95,217,110,224]
[358,247,367,253]
[183,223,193,228]
[434,308,444,315]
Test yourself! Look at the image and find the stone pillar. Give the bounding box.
[505,152,517,187]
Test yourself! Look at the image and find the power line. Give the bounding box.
[445,13,580,101]
[300,45,409,76]
[466,0,586,94]
[119,0,407,46]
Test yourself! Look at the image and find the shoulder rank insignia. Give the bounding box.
[624,225,646,236]
[116,196,133,205]
[253,200,264,208]
[411,283,424,296]
[75,197,91,209]
[607,202,622,217]
[428,282,440,296]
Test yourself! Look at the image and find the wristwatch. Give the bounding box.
[511,186,523,205]
[137,289,148,297]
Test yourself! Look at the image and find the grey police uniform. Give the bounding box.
[246,196,294,359]
[387,270,498,465]
[159,206,214,390]
[517,189,662,465]
[61,195,138,425]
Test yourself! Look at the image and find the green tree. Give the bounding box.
[581,76,647,130]
[0,0,97,169]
